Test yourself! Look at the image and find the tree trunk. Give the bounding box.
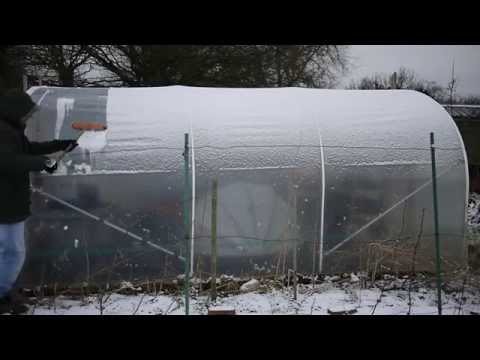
[58,68,75,87]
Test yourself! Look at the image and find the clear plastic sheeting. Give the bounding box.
[19,86,468,287]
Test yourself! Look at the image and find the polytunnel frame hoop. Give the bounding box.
[189,124,196,278]
[317,126,326,274]
[448,111,470,260]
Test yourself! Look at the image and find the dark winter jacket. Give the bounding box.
[0,94,67,223]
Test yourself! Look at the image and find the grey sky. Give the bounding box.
[339,45,480,97]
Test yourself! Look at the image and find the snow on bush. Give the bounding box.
[240,279,260,293]
[468,193,480,232]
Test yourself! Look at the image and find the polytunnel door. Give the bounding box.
[193,167,324,277]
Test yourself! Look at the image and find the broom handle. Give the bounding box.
[54,131,84,162]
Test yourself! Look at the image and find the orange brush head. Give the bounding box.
[72,121,107,131]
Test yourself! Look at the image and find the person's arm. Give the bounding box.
[28,139,77,155]
[0,134,48,174]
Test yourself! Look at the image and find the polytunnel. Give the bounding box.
[19,86,468,287]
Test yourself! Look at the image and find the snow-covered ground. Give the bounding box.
[24,280,480,315]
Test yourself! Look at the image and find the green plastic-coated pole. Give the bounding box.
[430,132,442,315]
[183,133,191,315]
[211,178,218,302]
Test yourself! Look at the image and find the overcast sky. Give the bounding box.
[339,45,480,97]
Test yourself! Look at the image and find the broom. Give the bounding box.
[54,121,108,163]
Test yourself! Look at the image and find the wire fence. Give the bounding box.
[21,136,473,312]
[65,143,464,158]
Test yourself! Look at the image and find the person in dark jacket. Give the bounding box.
[0,90,78,314]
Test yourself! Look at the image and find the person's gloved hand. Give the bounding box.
[44,159,58,174]
[58,139,79,153]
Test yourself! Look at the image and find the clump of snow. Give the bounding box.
[350,273,360,283]
[116,281,142,295]
[325,275,341,282]
[383,278,406,291]
[55,161,68,175]
[73,163,92,174]
[55,98,74,139]
[46,159,68,176]
[220,274,240,282]
[77,131,107,152]
[119,281,138,289]
[240,279,260,293]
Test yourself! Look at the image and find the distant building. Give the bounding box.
[444,104,480,192]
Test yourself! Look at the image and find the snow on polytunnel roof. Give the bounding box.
[26,85,467,174]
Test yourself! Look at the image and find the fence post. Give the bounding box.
[211,178,218,302]
[183,133,191,315]
[293,186,298,300]
[430,132,442,315]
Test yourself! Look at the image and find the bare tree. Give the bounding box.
[447,60,458,106]
[86,45,217,87]
[85,45,142,86]
[348,67,446,102]
[12,45,350,89]
[0,46,24,91]
[86,45,350,88]
[266,45,349,88]
[20,45,94,87]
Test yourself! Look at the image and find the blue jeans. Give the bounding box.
[0,222,26,298]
